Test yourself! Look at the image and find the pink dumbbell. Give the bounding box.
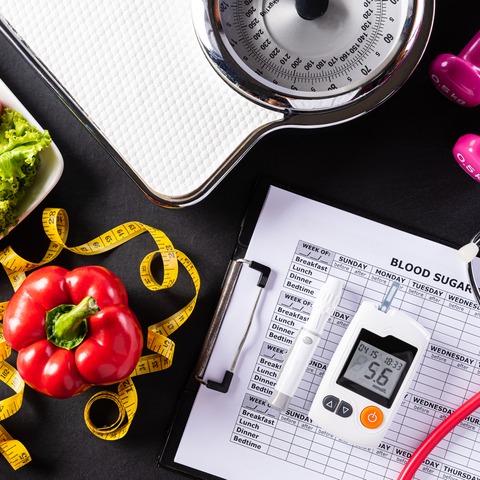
[453,134,480,182]
[430,31,480,107]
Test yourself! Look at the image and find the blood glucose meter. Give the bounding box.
[309,300,430,447]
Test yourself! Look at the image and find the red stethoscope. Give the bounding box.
[398,392,480,479]
[398,236,480,479]
[398,30,480,479]
[398,31,480,479]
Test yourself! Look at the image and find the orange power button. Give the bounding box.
[360,406,384,429]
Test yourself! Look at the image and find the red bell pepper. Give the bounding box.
[3,265,143,399]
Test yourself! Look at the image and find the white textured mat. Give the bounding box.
[0,1,282,204]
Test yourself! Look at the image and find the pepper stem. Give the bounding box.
[46,296,100,350]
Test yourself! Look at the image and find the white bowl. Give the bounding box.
[0,78,64,238]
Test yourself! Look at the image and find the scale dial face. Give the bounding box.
[194,0,434,117]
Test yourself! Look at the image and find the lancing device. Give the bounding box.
[269,277,344,411]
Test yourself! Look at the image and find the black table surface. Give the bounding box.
[0,2,479,479]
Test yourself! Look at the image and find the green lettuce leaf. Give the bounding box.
[0,107,52,236]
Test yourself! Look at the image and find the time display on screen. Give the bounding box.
[341,341,407,399]
[337,329,417,408]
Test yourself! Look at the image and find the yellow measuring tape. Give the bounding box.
[0,208,201,467]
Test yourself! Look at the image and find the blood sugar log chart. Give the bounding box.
[174,186,480,480]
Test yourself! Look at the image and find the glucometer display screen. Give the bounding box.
[342,340,407,399]
[337,329,417,408]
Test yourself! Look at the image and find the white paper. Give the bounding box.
[175,186,480,480]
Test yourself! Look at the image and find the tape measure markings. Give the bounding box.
[84,377,138,440]
[0,207,201,462]
[0,353,28,468]
[131,354,167,376]
[0,424,31,471]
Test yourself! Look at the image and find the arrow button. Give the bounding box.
[322,395,340,413]
[335,400,353,418]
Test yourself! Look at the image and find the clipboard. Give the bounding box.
[157,180,372,478]
[158,181,480,480]
[159,179,273,479]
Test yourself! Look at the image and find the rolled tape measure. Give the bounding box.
[0,356,30,470]
[0,208,201,469]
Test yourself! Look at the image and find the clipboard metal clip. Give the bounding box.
[194,258,271,393]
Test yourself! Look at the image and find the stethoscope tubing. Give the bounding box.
[399,232,480,479]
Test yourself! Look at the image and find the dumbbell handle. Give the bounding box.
[460,31,480,69]
[430,31,480,107]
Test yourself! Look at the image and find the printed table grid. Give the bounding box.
[234,240,480,479]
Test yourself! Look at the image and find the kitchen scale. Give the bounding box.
[0,0,434,206]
